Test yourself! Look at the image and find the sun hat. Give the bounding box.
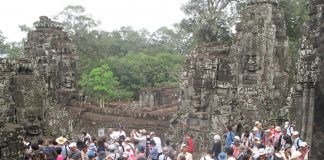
[68,142,77,148]
[300,142,307,148]
[125,137,131,142]
[292,131,299,136]
[56,136,67,145]
[214,135,221,142]
[218,152,227,160]
[181,143,188,149]
[259,148,266,155]
[87,150,96,158]
[275,126,281,131]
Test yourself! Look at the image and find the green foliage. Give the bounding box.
[279,0,308,42]
[80,64,131,101]
[0,31,23,58]
[105,53,184,93]
[180,0,239,44]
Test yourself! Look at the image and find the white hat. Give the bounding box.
[300,142,307,148]
[181,143,188,148]
[258,148,266,155]
[265,129,270,133]
[234,136,240,141]
[214,135,221,142]
[68,142,77,148]
[255,121,261,125]
[292,131,299,136]
[253,127,259,132]
[290,151,302,159]
[275,126,281,131]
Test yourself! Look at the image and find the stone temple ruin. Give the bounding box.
[170,0,323,159]
[0,0,324,159]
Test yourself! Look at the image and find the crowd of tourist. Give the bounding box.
[23,121,310,160]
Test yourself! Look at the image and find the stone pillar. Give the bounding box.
[305,84,315,146]
[293,84,303,130]
[301,83,310,139]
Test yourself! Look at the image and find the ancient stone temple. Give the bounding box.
[0,16,79,159]
[293,0,324,159]
[24,16,78,106]
[170,0,290,152]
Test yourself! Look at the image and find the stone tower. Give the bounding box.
[170,0,290,152]
[231,0,290,128]
[24,16,78,106]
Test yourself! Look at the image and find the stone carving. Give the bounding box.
[170,1,290,153]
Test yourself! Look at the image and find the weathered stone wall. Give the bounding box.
[138,87,179,107]
[170,0,291,153]
[294,0,324,159]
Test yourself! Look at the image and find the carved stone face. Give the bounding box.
[244,53,258,72]
[64,73,74,89]
[24,114,42,136]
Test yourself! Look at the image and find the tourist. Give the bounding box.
[165,139,176,160]
[184,133,194,154]
[225,126,235,150]
[241,131,252,147]
[89,137,97,153]
[176,144,192,160]
[279,144,292,160]
[81,144,89,160]
[133,129,147,147]
[149,140,159,160]
[97,151,106,160]
[269,123,276,135]
[81,132,92,145]
[67,142,82,160]
[150,132,163,157]
[56,136,69,159]
[199,149,213,160]
[43,138,56,160]
[55,147,63,160]
[124,137,136,160]
[265,139,274,159]
[217,152,227,160]
[291,131,302,152]
[25,143,45,160]
[158,147,172,160]
[226,147,235,160]
[135,145,146,159]
[299,142,309,160]
[284,121,294,137]
[256,148,266,160]
[87,150,97,160]
[212,135,221,160]
[232,136,241,159]
[106,144,120,160]
[97,137,107,153]
[273,126,283,151]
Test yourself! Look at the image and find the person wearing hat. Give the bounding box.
[136,145,146,159]
[133,129,147,147]
[67,142,81,160]
[199,149,213,160]
[149,140,159,160]
[274,126,284,151]
[292,131,302,152]
[299,142,309,160]
[158,147,171,160]
[176,144,193,160]
[212,135,221,159]
[279,143,292,160]
[56,136,69,159]
[217,152,227,160]
[284,121,294,137]
[256,148,267,160]
[87,150,96,160]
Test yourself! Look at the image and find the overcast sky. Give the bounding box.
[0,0,188,42]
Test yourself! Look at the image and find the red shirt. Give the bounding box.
[187,138,194,154]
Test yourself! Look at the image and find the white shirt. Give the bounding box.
[153,137,163,153]
[159,154,172,160]
[199,155,213,160]
[177,152,193,160]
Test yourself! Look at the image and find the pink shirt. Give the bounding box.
[57,155,64,160]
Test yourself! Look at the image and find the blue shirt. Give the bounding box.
[226,131,235,148]
[150,146,159,159]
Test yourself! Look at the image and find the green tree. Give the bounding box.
[80,64,131,106]
[0,31,23,58]
[180,0,238,43]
